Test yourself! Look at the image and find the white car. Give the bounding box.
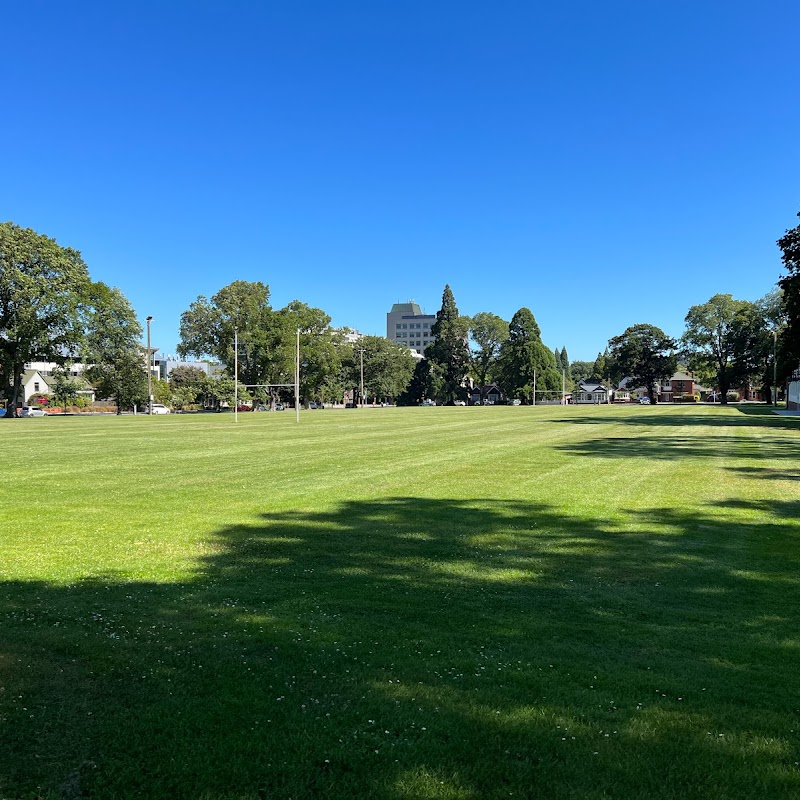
[146,403,171,415]
[638,397,651,405]
[20,406,47,417]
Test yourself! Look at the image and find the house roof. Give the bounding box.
[577,380,607,391]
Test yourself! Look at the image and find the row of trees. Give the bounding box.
[600,289,787,404]
[5,211,799,414]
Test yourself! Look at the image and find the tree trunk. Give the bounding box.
[3,365,24,418]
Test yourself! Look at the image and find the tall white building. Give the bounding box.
[386,301,436,356]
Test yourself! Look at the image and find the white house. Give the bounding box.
[575,379,609,404]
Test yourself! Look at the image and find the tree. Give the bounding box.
[498,308,560,403]
[777,212,800,375]
[757,287,787,404]
[0,223,91,417]
[84,283,147,413]
[397,358,436,405]
[570,360,594,383]
[559,347,570,374]
[277,301,341,405]
[607,324,678,404]
[682,294,767,404]
[90,350,148,413]
[427,286,470,405]
[168,365,208,390]
[469,312,508,403]
[49,365,83,412]
[179,281,281,392]
[343,336,415,404]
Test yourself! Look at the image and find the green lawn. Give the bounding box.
[1,405,799,799]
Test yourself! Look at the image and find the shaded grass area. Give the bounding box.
[1,406,799,799]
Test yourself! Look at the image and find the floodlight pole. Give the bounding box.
[146,316,153,415]
[234,327,238,423]
[296,328,300,423]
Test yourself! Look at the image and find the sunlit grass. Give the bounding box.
[1,405,799,798]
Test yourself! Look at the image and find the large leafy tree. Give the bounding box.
[498,308,560,403]
[777,212,800,374]
[607,324,677,404]
[179,281,281,392]
[84,282,147,412]
[559,347,570,374]
[277,301,341,404]
[397,358,438,405]
[427,285,470,405]
[0,223,91,417]
[682,294,767,404]
[469,312,508,402]
[343,335,415,404]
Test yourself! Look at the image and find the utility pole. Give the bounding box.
[146,316,153,415]
[533,369,536,406]
[562,369,566,405]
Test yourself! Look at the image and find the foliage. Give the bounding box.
[84,283,147,413]
[569,360,595,384]
[397,358,435,405]
[607,324,678,404]
[0,222,92,416]
[682,294,768,404]
[559,346,570,373]
[342,336,415,403]
[469,312,508,402]
[427,285,470,405]
[777,212,800,374]
[49,365,84,411]
[178,281,280,390]
[168,365,208,390]
[89,349,148,413]
[498,308,560,403]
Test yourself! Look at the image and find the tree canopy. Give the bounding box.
[0,222,92,416]
[427,285,470,405]
[607,324,677,404]
[499,308,560,403]
[682,294,767,403]
[469,312,508,400]
[777,212,800,373]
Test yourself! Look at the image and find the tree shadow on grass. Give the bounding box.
[2,498,800,799]
[554,433,799,463]
[547,406,800,432]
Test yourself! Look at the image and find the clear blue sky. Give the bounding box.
[2,1,798,361]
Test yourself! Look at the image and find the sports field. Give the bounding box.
[1,405,799,799]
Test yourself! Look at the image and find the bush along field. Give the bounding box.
[1,404,799,799]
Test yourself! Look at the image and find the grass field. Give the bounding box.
[1,404,799,799]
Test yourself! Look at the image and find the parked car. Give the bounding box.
[454,400,467,406]
[308,402,324,409]
[638,397,651,405]
[421,399,436,406]
[510,399,522,406]
[20,406,47,417]
[275,403,285,411]
[146,403,171,414]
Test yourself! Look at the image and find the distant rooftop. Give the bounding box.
[390,301,422,315]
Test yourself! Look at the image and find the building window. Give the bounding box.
[396,323,401,328]
[402,324,407,329]
[34,382,40,392]
[423,323,429,329]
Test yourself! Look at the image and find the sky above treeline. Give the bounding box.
[2,1,799,361]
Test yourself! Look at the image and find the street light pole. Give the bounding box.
[146,316,153,415]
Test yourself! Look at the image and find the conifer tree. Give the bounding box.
[427,285,469,404]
